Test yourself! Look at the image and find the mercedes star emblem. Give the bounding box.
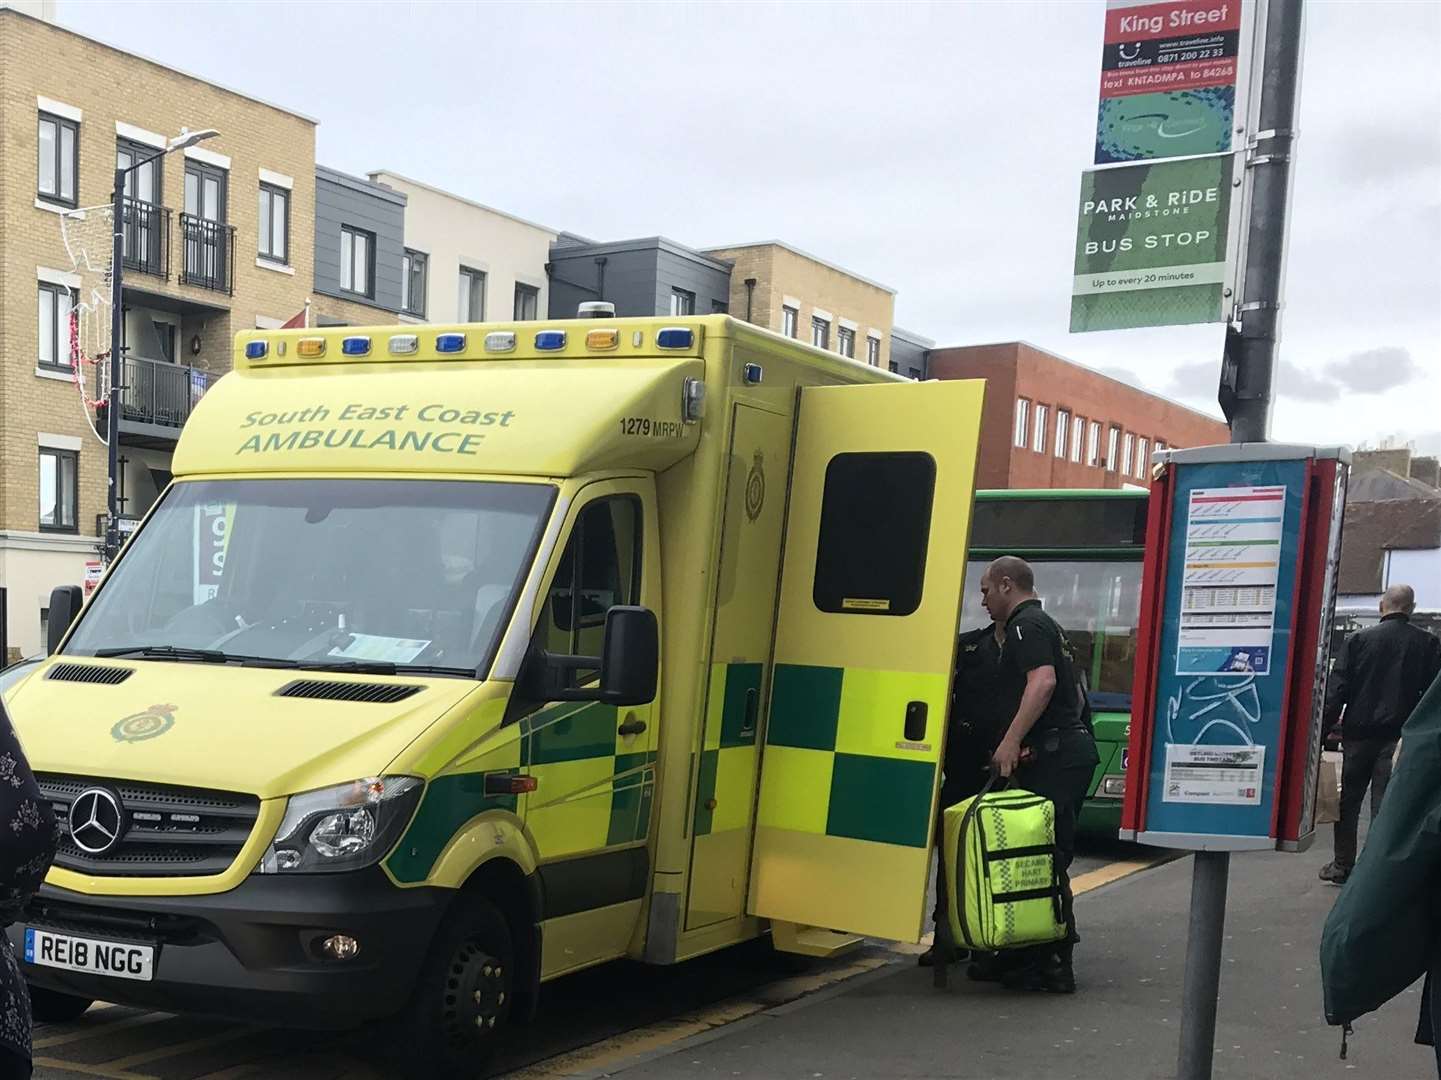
[68,788,127,856]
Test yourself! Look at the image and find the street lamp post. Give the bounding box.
[104,127,218,564]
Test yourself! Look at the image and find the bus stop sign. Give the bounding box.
[1121,444,1349,852]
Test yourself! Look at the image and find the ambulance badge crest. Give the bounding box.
[745,451,766,522]
[112,704,178,743]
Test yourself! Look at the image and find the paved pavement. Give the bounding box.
[599,837,1425,1080]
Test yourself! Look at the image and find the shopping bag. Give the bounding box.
[1315,754,1341,825]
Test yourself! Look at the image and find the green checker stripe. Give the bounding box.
[387,771,518,884]
[523,701,618,765]
[768,664,842,751]
[609,751,657,846]
[825,753,934,848]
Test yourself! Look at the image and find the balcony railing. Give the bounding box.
[96,354,219,435]
[179,214,235,295]
[121,197,170,279]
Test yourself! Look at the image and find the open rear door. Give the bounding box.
[747,379,985,944]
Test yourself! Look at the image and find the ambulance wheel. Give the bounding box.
[393,897,515,1078]
[28,985,93,1023]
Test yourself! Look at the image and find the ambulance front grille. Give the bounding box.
[36,774,260,878]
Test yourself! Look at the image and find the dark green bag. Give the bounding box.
[1320,672,1441,1027]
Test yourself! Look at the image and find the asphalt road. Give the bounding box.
[28,840,1136,1080]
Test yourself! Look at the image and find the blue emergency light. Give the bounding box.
[535,330,566,351]
[656,328,694,350]
[341,336,371,356]
[244,341,267,360]
[435,333,467,354]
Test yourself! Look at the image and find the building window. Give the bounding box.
[1014,398,1031,448]
[1155,439,1168,455]
[1122,432,1135,476]
[458,266,485,321]
[1106,426,1121,472]
[813,452,935,617]
[782,306,799,339]
[38,281,76,372]
[39,448,78,532]
[116,139,161,204]
[1071,415,1085,463]
[401,250,428,317]
[837,326,856,359]
[1055,410,1070,459]
[711,299,729,315]
[867,336,881,367]
[1033,403,1049,454]
[38,112,78,207]
[340,226,374,298]
[908,367,922,380]
[670,288,696,316]
[1136,437,1150,478]
[1087,420,1101,466]
[811,317,831,350]
[258,184,289,264]
[514,282,539,320]
[888,361,899,374]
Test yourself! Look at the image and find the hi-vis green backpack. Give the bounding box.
[943,778,1067,952]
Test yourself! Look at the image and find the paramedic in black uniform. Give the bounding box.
[919,619,1012,967]
[975,555,1099,993]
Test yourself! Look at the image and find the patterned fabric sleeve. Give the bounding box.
[0,701,59,1061]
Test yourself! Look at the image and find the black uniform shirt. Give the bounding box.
[1001,598,1085,739]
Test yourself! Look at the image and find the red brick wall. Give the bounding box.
[927,342,1228,491]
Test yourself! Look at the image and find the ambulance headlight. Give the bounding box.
[258,776,423,874]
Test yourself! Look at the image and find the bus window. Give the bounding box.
[960,558,1142,697]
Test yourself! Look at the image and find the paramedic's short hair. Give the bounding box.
[988,556,1035,594]
[1381,584,1416,615]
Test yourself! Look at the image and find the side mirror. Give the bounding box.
[47,585,84,656]
[598,606,659,706]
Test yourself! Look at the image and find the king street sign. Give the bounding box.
[1095,0,1256,164]
[1070,153,1242,333]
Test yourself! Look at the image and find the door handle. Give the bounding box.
[741,688,759,735]
[904,701,928,742]
[618,716,648,737]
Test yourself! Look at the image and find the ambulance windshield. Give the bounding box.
[66,478,554,677]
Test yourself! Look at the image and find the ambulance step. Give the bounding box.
[769,921,864,958]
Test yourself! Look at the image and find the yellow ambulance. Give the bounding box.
[8,315,984,1075]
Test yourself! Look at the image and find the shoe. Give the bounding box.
[917,944,970,968]
[1319,862,1350,886]
[966,954,1007,983]
[1001,958,1077,995]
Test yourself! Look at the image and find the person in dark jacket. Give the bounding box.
[920,620,1011,967]
[0,700,59,1079]
[1319,585,1441,884]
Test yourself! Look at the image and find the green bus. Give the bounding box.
[962,488,1148,835]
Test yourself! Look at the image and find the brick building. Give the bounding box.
[703,241,896,370]
[0,8,316,656]
[927,341,1228,490]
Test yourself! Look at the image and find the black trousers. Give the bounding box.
[1334,735,1399,871]
[0,1049,29,1080]
[1012,731,1097,961]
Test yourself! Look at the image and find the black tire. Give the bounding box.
[390,896,515,1079]
[28,985,94,1024]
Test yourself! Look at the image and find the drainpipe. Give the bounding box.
[595,256,608,303]
[744,277,757,323]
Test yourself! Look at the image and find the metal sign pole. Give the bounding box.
[1179,3,1306,1079]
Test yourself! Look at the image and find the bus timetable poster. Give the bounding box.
[1176,484,1284,675]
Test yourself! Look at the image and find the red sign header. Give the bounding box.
[1105,1,1240,44]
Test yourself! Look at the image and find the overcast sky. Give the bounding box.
[59,0,1441,453]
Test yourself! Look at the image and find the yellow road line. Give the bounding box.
[31,1058,154,1080]
[505,955,893,1079]
[1072,855,1169,895]
[100,1025,261,1071]
[34,1010,174,1050]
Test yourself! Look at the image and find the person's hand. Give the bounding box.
[992,737,1022,778]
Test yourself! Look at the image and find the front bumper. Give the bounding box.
[10,868,451,1029]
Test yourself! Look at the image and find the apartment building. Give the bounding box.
[546,234,731,320]
[308,166,406,327]
[0,8,316,658]
[370,171,555,325]
[703,241,896,370]
[927,342,1228,491]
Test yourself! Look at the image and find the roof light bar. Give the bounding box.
[296,337,326,358]
[484,332,517,353]
[388,334,419,356]
[535,330,567,351]
[341,336,371,357]
[244,340,268,360]
[435,333,467,354]
[656,327,694,350]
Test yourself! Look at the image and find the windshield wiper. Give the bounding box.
[298,659,476,678]
[92,645,299,668]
